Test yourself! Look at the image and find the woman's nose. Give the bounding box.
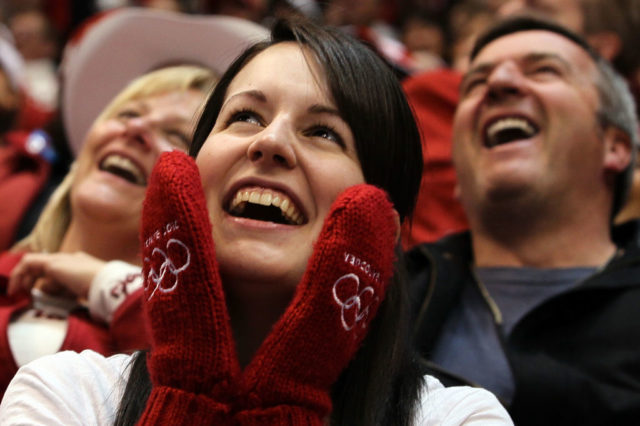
[123,116,153,150]
[247,120,297,168]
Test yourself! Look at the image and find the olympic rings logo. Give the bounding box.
[144,238,191,300]
[332,273,377,332]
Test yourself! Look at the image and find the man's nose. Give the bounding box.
[486,62,525,101]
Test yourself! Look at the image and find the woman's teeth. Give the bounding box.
[99,154,146,185]
[229,188,304,225]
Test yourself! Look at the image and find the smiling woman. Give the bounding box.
[0,17,513,426]
[0,65,215,398]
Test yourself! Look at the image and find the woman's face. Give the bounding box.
[72,88,205,230]
[196,42,365,293]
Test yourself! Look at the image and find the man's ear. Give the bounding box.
[587,31,622,62]
[603,126,633,173]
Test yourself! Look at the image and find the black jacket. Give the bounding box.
[407,222,640,425]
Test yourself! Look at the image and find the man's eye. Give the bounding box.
[531,65,561,75]
[462,78,486,95]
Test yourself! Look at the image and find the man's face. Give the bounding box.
[452,30,609,216]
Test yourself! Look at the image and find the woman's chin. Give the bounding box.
[219,251,306,293]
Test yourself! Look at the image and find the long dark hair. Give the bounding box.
[116,17,423,425]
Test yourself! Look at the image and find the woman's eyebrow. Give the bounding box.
[221,89,266,109]
[308,104,342,117]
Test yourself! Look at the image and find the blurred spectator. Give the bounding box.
[404,0,640,246]
[400,11,446,72]
[401,0,500,248]
[323,0,419,75]
[0,28,23,133]
[0,26,57,252]
[409,16,640,424]
[401,68,466,248]
[448,0,498,72]
[497,0,584,32]
[492,0,640,223]
[8,8,60,114]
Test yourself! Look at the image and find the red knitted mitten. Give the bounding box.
[235,184,398,425]
[137,151,240,424]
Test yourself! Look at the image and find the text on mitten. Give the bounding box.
[343,252,381,283]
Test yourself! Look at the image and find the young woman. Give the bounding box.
[0,18,512,425]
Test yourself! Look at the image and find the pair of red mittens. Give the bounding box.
[138,151,397,425]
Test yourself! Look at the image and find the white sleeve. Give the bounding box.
[0,350,131,425]
[88,260,143,324]
[414,375,514,425]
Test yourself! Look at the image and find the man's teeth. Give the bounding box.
[100,154,146,185]
[486,117,536,147]
[230,188,303,225]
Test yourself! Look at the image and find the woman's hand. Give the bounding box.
[138,151,398,424]
[138,151,239,424]
[237,184,398,424]
[8,252,106,300]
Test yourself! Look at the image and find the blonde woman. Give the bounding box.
[0,64,216,397]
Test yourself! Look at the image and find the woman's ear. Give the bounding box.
[603,126,633,173]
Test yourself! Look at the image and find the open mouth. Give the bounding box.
[227,187,306,225]
[484,117,539,148]
[99,154,146,186]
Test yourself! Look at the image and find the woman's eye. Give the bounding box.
[116,109,140,119]
[308,125,344,146]
[228,110,262,126]
[165,129,190,149]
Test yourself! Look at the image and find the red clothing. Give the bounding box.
[401,68,469,249]
[0,251,148,399]
[0,131,52,251]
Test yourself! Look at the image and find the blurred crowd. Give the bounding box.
[1,0,639,251]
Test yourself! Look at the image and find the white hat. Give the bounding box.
[61,8,269,155]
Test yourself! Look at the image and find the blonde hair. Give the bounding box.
[14,65,217,253]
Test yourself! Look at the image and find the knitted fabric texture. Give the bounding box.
[138,151,397,424]
[140,151,239,420]
[238,183,397,420]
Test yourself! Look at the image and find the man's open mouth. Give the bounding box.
[484,117,539,148]
[227,186,305,225]
[99,154,147,186]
